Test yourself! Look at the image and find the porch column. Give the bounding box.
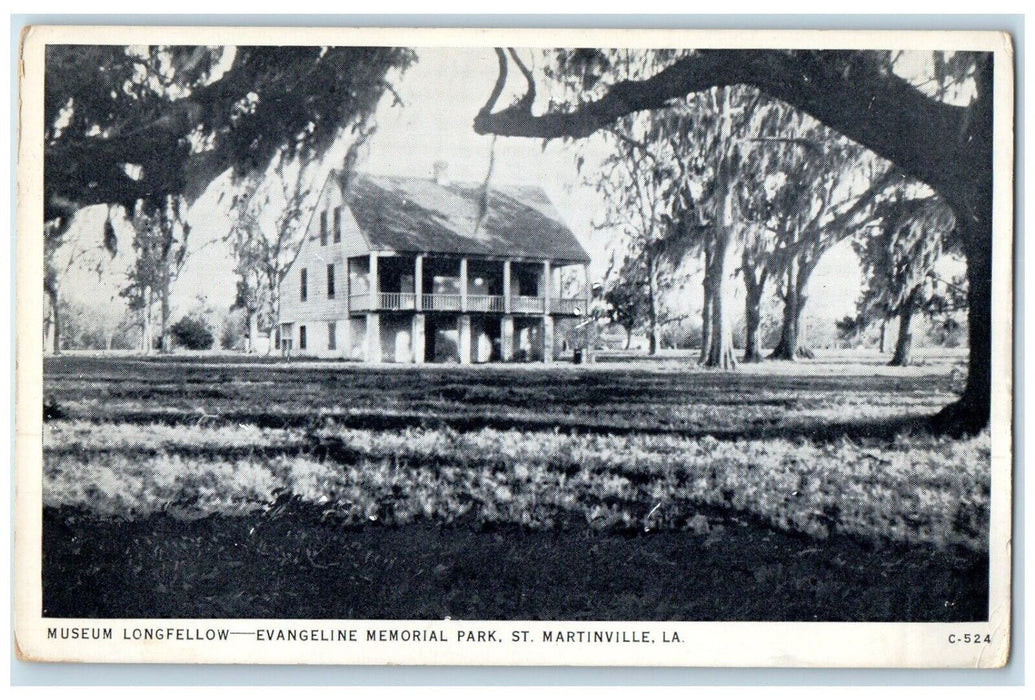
[542,260,551,314]
[414,254,423,311]
[412,314,425,364]
[368,253,379,311]
[542,260,552,363]
[542,315,554,364]
[583,262,593,363]
[501,315,515,361]
[459,257,468,312]
[502,260,512,313]
[366,313,381,362]
[458,314,472,365]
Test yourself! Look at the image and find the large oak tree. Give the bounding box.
[44,45,415,351]
[474,48,997,432]
[45,45,415,220]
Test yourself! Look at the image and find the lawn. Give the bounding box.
[40,350,989,621]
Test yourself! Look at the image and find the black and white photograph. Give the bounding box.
[14,26,1013,667]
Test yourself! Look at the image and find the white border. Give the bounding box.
[13,25,1015,668]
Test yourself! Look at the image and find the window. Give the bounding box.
[319,211,328,246]
[333,207,342,243]
[328,321,337,350]
[299,325,307,350]
[300,268,308,302]
[327,263,335,299]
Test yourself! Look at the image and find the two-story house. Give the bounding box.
[277,166,592,363]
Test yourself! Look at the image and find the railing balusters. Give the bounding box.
[466,295,505,312]
[348,292,580,315]
[511,296,545,314]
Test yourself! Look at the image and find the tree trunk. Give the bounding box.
[770,268,799,361]
[700,90,738,371]
[927,50,991,434]
[701,228,737,369]
[879,319,887,354]
[699,249,712,364]
[646,253,658,356]
[770,259,814,360]
[799,306,813,358]
[141,288,153,355]
[933,184,991,433]
[742,268,765,363]
[890,288,918,367]
[159,283,171,353]
[45,285,61,355]
[246,310,258,354]
[43,316,52,354]
[699,290,712,363]
[266,275,280,356]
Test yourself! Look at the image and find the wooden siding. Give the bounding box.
[279,177,371,335]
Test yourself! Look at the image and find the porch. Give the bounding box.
[351,312,553,364]
[346,254,588,317]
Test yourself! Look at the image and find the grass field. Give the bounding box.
[41,349,989,621]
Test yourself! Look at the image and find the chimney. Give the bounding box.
[433,160,449,186]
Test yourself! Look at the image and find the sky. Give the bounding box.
[57,46,867,332]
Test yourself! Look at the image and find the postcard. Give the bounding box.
[15,25,1014,666]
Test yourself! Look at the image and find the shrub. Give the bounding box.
[170,315,214,350]
[220,308,247,351]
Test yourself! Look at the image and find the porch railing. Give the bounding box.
[422,294,462,311]
[467,294,506,313]
[378,292,417,310]
[348,292,583,315]
[510,295,545,314]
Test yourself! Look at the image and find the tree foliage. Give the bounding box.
[600,256,649,348]
[476,47,995,431]
[853,190,959,365]
[834,315,863,349]
[741,112,891,360]
[44,43,414,356]
[45,45,415,225]
[170,314,215,350]
[590,109,694,354]
[43,213,118,353]
[560,49,766,369]
[119,197,192,352]
[225,153,320,352]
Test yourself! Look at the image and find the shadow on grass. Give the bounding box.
[40,356,988,622]
[58,408,946,444]
[41,505,988,622]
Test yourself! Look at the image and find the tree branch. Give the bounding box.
[474,49,974,197]
[476,48,510,122]
[507,48,536,112]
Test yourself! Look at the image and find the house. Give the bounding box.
[277,166,593,363]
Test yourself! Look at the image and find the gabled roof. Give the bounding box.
[341,173,591,264]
